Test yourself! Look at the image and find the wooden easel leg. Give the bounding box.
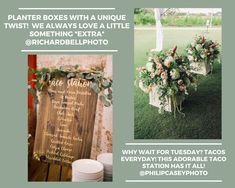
[59,166,63,181]
[45,163,50,181]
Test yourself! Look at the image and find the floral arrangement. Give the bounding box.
[136,47,197,115]
[186,35,220,64]
[28,65,113,107]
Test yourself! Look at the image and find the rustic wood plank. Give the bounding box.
[33,77,98,166]
[47,164,61,181]
[28,160,48,181]
[61,166,72,181]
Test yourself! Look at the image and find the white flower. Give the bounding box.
[162,79,168,86]
[148,57,153,62]
[139,81,149,93]
[188,55,194,62]
[210,48,214,53]
[145,62,154,72]
[188,49,193,54]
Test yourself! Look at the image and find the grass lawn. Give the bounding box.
[134,27,222,139]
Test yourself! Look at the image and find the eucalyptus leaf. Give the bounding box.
[107,93,112,100]
[77,73,84,79]
[67,72,76,79]
[85,74,94,80]
[99,95,111,107]
[102,80,110,88]
[103,100,111,107]
[41,68,47,74]
[36,83,42,91]
[30,68,36,74]
[90,82,100,93]
[99,95,106,101]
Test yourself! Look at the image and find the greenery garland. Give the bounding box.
[28,65,113,107]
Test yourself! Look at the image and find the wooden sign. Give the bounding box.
[33,76,98,166]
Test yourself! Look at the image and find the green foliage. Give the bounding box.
[134,12,155,25]
[134,14,222,26]
[134,29,222,139]
[28,66,113,107]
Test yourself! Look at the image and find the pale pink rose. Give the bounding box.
[196,44,201,51]
[156,69,162,75]
[154,58,160,64]
[164,59,171,68]
[156,62,162,69]
[191,39,196,47]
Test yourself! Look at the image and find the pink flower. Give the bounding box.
[154,58,160,64]
[156,69,162,75]
[196,44,201,51]
[156,62,162,69]
[177,79,183,85]
[164,59,171,68]
[191,39,196,47]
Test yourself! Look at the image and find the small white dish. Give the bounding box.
[72,159,104,174]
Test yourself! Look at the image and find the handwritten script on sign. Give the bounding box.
[33,77,98,166]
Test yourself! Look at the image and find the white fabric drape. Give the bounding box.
[154,8,164,51]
